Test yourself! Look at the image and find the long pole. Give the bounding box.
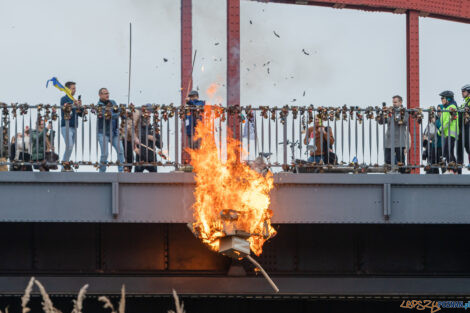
[127,23,132,106]
[246,255,279,293]
[184,49,198,100]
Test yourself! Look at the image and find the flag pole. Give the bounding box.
[127,23,132,106]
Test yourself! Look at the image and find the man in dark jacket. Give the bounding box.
[185,90,205,149]
[96,88,124,172]
[134,105,162,173]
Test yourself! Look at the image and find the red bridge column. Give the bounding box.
[227,0,241,143]
[181,0,192,164]
[406,10,420,173]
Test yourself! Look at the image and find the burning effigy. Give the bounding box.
[186,102,279,292]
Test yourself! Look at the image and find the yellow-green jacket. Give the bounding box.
[438,102,459,138]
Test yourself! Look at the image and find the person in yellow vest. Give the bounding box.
[456,84,470,173]
[438,90,459,173]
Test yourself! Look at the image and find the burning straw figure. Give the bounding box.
[187,105,279,292]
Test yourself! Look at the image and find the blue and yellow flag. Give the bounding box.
[46,77,75,101]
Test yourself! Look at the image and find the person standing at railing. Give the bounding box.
[438,90,459,174]
[10,126,32,171]
[303,116,335,164]
[123,104,140,172]
[96,88,125,172]
[456,84,470,173]
[60,81,82,172]
[185,90,205,149]
[423,105,444,174]
[31,119,56,172]
[377,95,409,173]
[134,104,162,173]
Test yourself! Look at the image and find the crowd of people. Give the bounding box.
[1,82,470,174]
[0,82,206,173]
[303,85,470,174]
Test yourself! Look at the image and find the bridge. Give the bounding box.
[1,172,470,298]
[1,0,470,311]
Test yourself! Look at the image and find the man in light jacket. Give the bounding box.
[378,95,409,173]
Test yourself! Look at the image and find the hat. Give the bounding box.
[188,90,199,97]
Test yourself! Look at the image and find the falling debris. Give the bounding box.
[220,58,222,61]
[302,49,310,56]
[197,86,200,91]
[303,91,306,97]
[292,99,297,102]
[250,20,253,24]
[273,31,280,38]
[267,68,270,74]
[163,58,168,62]
[262,61,271,67]
[215,42,220,46]
[247,68,250,71]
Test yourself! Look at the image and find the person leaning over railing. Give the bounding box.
[31,119,57,172]
[456,84,470,173]
[122,104,140,173]
[0,119,9,172]
[377,95,409,173]
[10,126,32,171]
[96,88,125,173]
[303,116,335,164]
[423,105,444,174]
[134,104,162,173]
[438,90,459,174]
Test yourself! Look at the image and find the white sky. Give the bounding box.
[0,0,468,107]
[0,0,469,171]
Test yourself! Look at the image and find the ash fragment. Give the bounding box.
[273,31,280,38]
[302,49,310,55]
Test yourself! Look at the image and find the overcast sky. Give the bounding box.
[0,0,469,108]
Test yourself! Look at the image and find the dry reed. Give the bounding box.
[34,280,61,313]
[71,284,88,313]
[98,296,116,313]
[168,289,185,313]
[15,277,188,313]
[21,277,34,313]
[118,285,125,313]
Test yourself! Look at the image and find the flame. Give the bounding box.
[188,105,276,256]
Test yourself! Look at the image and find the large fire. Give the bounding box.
[188,104,276,256]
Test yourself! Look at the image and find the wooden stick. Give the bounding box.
[140,143,168,160]
[246,255,279,293]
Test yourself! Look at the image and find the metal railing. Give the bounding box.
[0,102,468,173]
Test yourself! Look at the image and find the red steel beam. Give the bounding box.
[406,10,420,173]
[181,0,192,164]
[227,0,241,142]
[259,0,470,24]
